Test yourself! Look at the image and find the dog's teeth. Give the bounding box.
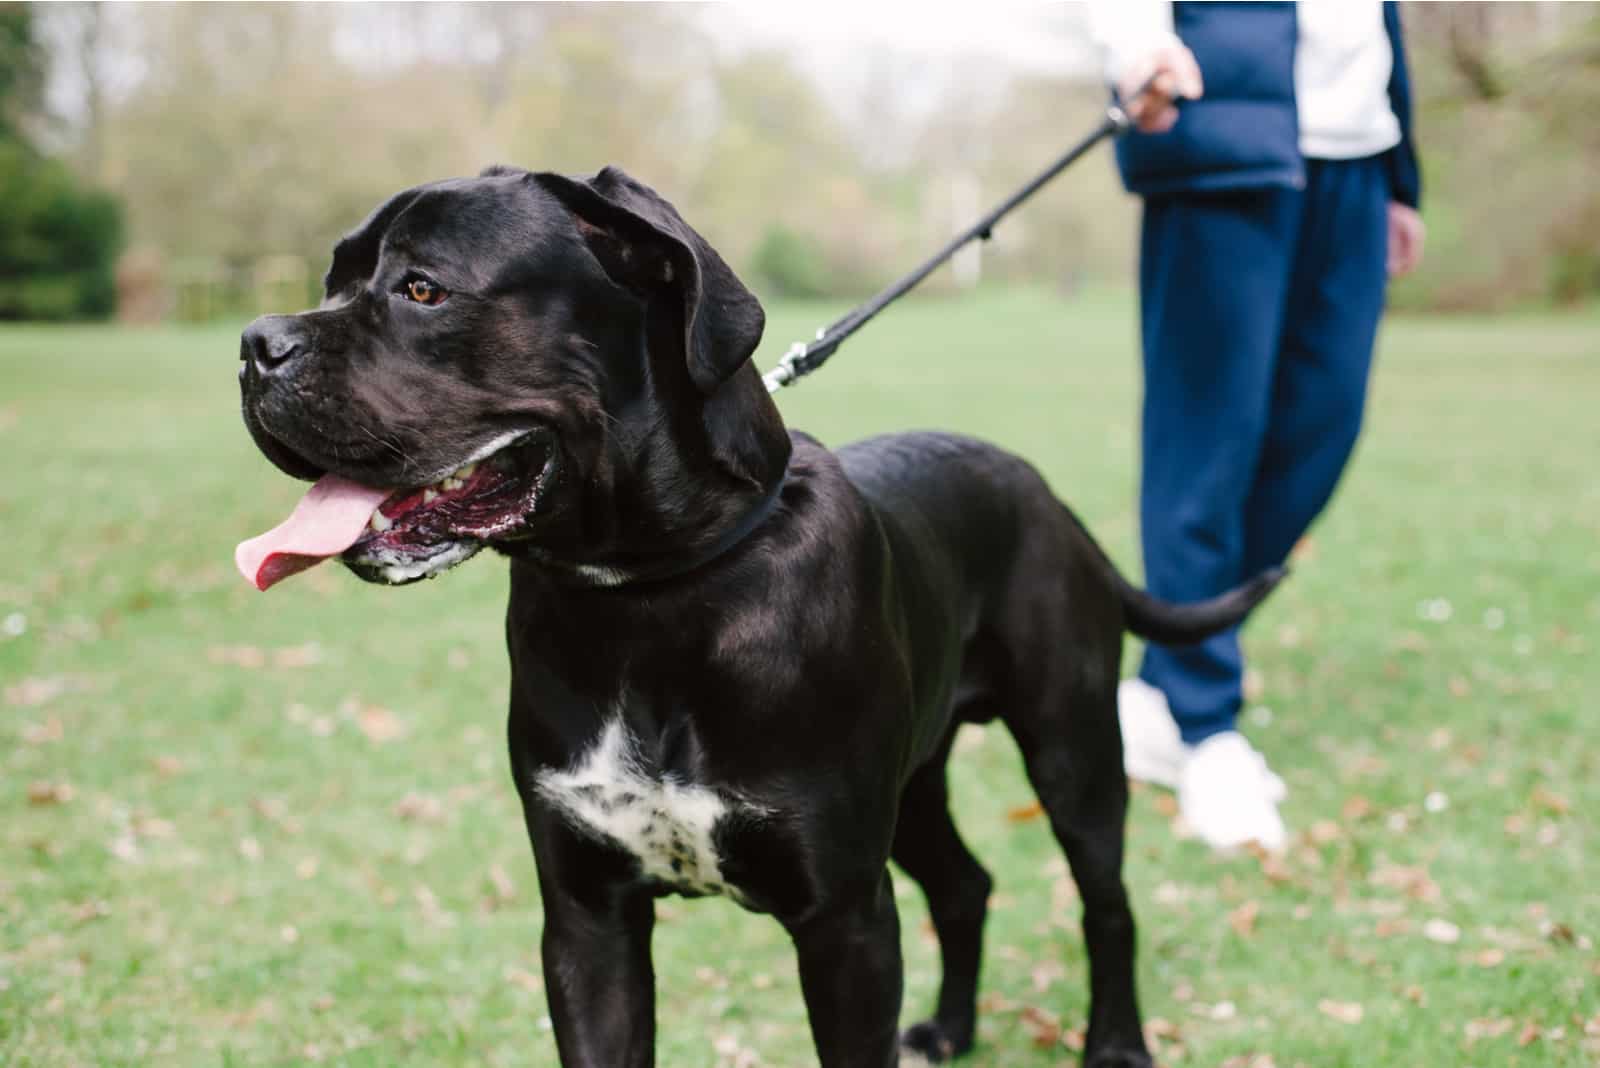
[369,510,393,532]
[443,477,462,491]
[422,488,439,503]
[456,463,477,479]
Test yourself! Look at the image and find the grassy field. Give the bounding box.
[1,287,1596,1067]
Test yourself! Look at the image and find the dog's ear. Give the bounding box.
[532,167,765,394]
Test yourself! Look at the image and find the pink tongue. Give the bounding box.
[235,474,393,591]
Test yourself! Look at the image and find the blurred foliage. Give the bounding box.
[12,2,1600,320]
[751,225,836,300]
[0,4,121,320]
[1395,3,1600,310]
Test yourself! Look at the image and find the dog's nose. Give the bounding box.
[240,316,306,375]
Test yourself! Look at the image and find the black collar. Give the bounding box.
[522,466,788,590]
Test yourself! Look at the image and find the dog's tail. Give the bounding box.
[1116,567,1286,645]
[1058,504,1286,645]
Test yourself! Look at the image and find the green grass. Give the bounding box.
[2,287,1596,1067]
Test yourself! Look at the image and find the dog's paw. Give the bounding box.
[1083,1047,1154,1068]
[899,1019,973,1064]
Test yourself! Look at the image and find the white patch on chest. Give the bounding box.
[535,719,745,897]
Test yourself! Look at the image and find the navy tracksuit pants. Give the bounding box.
[1137,154,1391,744]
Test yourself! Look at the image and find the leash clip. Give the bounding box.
[763,341,809,393]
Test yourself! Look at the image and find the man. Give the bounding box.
[1087,1,1426,852]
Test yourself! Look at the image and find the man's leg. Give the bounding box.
[1241,156,1390,576]
[1135,187,1300,746]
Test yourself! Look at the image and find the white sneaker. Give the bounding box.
[1118,678,1288,802]
[1178,732,1289,854]
[1118,678,1185,788]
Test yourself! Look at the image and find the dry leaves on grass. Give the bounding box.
[27,781,76,805]
[1018,1004,1063,1048]
[504,965,542,993]
[1229,900,1261,939]
[1464,1016,1515,1043]
[1220,1056,1278,1068]
[206,643,324,669]
[1369,862,1441,903]
[1318,999,1364,1024]
[351,700,406,743]
[5,676,70,707]
[1006,801,1044,823]
[393,792,444,823]
[1530,785,1570,816]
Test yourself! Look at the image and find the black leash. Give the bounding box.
[763,97,1139,394]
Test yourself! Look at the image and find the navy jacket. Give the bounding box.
[1113,1,1421,207]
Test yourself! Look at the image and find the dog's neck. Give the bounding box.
[519,458,787,588]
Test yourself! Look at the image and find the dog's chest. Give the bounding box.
[534,719,751,898]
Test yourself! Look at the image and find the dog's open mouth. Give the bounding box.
[235,432,553,590]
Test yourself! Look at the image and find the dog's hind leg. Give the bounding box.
[1008,664,1152,1068]
[892,732,994,1063]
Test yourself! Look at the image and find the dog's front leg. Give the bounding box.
[785,873,905,1068]
[539,882,657,1067]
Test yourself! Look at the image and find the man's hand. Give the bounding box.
[1387,202,1426,277]
[1118,40,1204,134]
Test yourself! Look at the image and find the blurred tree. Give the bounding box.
[0,1,45,138]
[0,4,122,320]
[1395,1,1600,309]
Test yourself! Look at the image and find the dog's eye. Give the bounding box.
[402,277,447,306]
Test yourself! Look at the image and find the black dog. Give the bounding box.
[236,165,1281,1067]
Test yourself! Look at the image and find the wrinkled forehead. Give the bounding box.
[325,175,570,295]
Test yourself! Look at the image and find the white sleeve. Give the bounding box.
[1084,0,1179,86]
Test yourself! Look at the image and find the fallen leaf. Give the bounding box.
[27,781,75,805]
[152,755,184,776]
[487,863,516,905]
[207,645,266,668]
[272,643,323,668]
[358,704,405,743]
[1007,801,1044,823]
[1307,819,1341,845]
[1465,1017,1514,1043]
[1030,960,1064,993]
[21,716,63,744]
[1375,918,1410,939]
[1341,795,1373,822]
[1229,900,1260,939]
[1422,918,1461,944]
[393,793,443,822]
[1318,999,1363,1024]
[1531,785,1570,816]
[5,676,68,707]
[1475,948,1506,967]
[1371,863,1441,903]
[1518,1021,1540,1047]
[1018,1004,1061,1048]
[70,900,109,924]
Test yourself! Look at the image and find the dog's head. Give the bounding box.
[237,165,791,587]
